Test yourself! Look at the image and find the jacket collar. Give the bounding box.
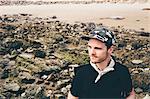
[90,57,115,83]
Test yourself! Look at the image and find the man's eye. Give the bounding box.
[95,47,102,50]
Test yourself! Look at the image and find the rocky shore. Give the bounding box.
[0,14,149,99]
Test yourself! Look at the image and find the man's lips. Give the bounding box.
[90,56,97,59]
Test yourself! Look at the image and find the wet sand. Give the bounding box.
[0,3,150,31]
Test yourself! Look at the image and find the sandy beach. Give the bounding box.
[0,3,150,31]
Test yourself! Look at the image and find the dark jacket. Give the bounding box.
[70,62,132,99]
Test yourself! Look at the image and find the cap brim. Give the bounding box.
[81,36,91,40]
[81,35,105,43]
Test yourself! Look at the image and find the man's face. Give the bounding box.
[87,39,112,64]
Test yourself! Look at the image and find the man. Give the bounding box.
[68,28,135,99]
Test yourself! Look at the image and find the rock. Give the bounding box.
[0,69,9,79]
[33,50,46,58]
[4,83,20,91]
[131,68,145,73]
[20,13,29,16]
[48,66,61,73]
[0,59,10,69]
[7,40,23,50]
[55,94,65,99]
[142,8,150,10]
[19,53,34,59]
[41,75,48,80]
[126,45,132,50]
[61,87,68,94]
[2,24,16,31]
[8,60,16,66]
[18,72,33,80]
[36,79,44,84]
[9,68,18,78]
[48,55,56,59]
[132,60,143,65]
[143,94,150,99]
[2,17,16,22]
[131,42,143,50]
[18,72,35,84]
[139,32,150,37]
[25,48,34,53]
[66,85,71,90]
[131,70,139,74]
[22,78,35,84]
[37,65,61,78]
[22,85,48,98]
[56,79,70,89]
[135,87,143,94]
[21,92,26,97]
[118,41,127,48]
[132,73,150,93]
[7,50,19,59]
[86,22,96,31]
[46,90,53,97]
[109,16,125,20]
[54,34,64,42]
[143,68,150,73]
[31,40,43,48]
[0,46,7,55]
[68,64,79,68]
[51,16,57,19]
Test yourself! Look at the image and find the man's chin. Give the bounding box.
[91,60,98,64]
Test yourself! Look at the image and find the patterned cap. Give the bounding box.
[82,28,116,47]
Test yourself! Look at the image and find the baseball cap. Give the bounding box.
[82,28,116,47]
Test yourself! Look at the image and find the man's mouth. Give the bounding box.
[91,56,97,59]
[91,55,97,58]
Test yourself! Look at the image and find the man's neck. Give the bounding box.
[96,56,111,70]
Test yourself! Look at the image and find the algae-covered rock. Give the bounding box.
[0,14,149,98]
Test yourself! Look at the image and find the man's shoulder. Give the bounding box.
[115,62,130,74]
[75,64,91,70]
[74,64,91,74]
[115,62,128,69]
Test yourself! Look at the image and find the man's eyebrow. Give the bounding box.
[87,45,102,49]
[94,47,102,49]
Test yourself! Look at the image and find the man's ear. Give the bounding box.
[108,45,114,54]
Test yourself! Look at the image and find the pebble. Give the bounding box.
[8,60,16,66]
[55,94,65,99]
[18,72,33,80]
[47,90,53,97]
[135,87,143,94]
[132,60,143,65]
[61,87,68,94]
[109,16,125,20]
[41,75,48,79]
[126,45,132,50]
[33,50,46,58]
[19,53,34,59]
[143,94,150,99]
[21,92,26,97]
[4,83,20,91]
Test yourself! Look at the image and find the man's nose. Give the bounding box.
[90,48,95,55]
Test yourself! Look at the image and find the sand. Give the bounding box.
[0,3,150,32]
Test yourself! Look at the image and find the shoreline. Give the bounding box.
[0,3,150,32]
